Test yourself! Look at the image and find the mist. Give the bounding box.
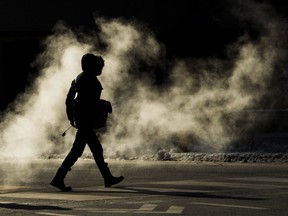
[0,0,287,166]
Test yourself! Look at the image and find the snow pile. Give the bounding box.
[39,150,288,163]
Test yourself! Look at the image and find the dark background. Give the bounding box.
[0,0,287,112]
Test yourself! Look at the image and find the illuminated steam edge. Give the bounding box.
[0,0,287,161]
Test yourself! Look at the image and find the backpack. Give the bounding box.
[65,78,78,125]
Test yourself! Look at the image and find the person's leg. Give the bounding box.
[86,128,124,187]
[50,129,87,191]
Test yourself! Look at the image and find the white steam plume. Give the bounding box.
[0,0,287,165]
[101,1,288,156]
[0,22,94,159]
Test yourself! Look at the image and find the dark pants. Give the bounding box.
[53,126,112,181]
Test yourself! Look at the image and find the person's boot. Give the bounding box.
[50,178,72,192]
[50,168,72,192]
[98,162,124,187]
[104,175,124,187]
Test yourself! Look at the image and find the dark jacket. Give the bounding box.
[73,72,103,127]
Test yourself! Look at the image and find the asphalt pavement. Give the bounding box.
[0,159,287,216]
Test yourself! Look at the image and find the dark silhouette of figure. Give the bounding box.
[50,53,124,192]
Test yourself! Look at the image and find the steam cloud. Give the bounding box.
[0,0,288,164]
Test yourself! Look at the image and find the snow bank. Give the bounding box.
[39,150,288,163]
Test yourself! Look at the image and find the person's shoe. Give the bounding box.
[50,179,72,192]
[104,176,124,187]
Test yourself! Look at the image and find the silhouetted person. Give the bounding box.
[50,53,124,192]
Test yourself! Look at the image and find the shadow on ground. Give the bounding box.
[0,202,71,211]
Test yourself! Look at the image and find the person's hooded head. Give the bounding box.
[81,53,104,76]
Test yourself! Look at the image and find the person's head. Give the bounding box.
[81,53,104,76]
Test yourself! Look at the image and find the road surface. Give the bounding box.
[0,159,287,216]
